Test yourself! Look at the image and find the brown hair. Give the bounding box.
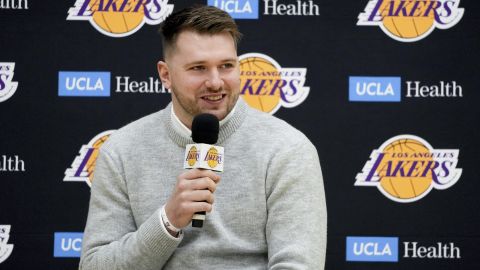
[160,5,242,58]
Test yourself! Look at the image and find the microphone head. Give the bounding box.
[191,113,219,144]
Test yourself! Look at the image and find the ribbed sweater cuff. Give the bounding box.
[138,208,183,257]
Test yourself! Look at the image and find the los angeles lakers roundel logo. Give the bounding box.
[205,147,221,168]
[64,130,115,187]
[355,135,462,202]
[67,0,174,38]
[357,0,464,42]
[186,146,198,167]
[239,53,309,114]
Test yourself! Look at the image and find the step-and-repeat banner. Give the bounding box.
[1,0,479,269]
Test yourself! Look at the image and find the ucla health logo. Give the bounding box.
[0,225,13,264]
[355,135,462,203]
[59,71,111,97]
[239,53,309,114]
[349,76,401,102]
[347,237,398,262]
[208,0,258,19]
[54,232,83,258]
[358,0,464,42]
[67,0,173,37]
[64,130,115,187]
[0,62,18,103]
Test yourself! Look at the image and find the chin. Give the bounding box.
[201,109,227,121]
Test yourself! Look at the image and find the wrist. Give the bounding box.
[161,205,181,237]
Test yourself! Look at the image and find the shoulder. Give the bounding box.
[101,108,167,154]
[242,106,313,148]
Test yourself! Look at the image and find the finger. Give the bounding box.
[181,169,221,183]
[184,190,215,204]
[182,201,213,214]
[189,177,217,193]
[189,201,213,213]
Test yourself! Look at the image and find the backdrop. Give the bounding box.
[1,0,479,269]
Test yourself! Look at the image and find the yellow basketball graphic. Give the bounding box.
[90,0,144,35]
[86,134,111,185]
[240,56,282,113]
[379,0,434,40]
[377,138,433,200]
[206,147,219,168]
[187,146,198,167]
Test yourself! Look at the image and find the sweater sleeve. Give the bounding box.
[265,138,327,270]
[79,147,182,270]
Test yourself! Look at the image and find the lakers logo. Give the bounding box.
[0,225,13,264]
[0,62,18,103]
[204,147,222,168]
[357,0,464,42]
[67,0,174,38]
[355,135,462,202]
[186,146,198,167]
[239,53,309,114]
[64,130,115,187]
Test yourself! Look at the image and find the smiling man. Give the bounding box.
[80,5,327,270]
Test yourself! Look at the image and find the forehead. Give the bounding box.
[168,30,237,63]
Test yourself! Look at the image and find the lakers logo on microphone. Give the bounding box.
[357,0,464,42]
[67,0,174,38]
[355,135,462,202]
[186,146,199,167]
[64,130,115,187]
[239,53,309,114]
[205,147,222,168]
[184,144,224,172]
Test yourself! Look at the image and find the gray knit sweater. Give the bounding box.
[79,99,327,270]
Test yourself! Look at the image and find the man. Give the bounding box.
[80,5,327,270]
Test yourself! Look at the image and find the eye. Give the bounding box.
[190,66,205,71]
[220,63,235,69]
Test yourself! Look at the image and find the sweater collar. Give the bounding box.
[162,98,248,147]
[170,101,238,138]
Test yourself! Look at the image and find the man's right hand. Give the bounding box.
[164,169,221,229]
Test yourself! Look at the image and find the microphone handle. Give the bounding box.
[192,211,206,227]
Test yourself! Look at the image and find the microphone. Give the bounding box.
[184,113,223,228]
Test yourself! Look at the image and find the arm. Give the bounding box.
[265,139,327,270]
[79,148,182,270]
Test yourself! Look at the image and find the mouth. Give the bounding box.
[201,94,225,102]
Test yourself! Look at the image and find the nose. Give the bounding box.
[205,68,224,91]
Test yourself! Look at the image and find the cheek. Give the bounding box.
[172,74,204,95]
[224,72,241,89]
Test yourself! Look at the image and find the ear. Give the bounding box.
[157,61,171,89]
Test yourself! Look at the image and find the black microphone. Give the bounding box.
[190,113,219,228]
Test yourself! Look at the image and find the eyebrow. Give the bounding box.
[185,58,238,66]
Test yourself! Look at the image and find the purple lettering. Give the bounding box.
[118,0,129,12]
[437,0,454,24]
[368,0,384,21]
[288,79,299,100]
[134,0,149,12]
[78,0,92,15]
[241,79,255,95]
[103,0,118,12]
[391,161,408,177]
[0,75,6,90]
[365,153,385,182]
[270,80,288,102]
[75,148,94,177]
[254,80,269,95]
[421,160,440,183]
[424,0,442,20]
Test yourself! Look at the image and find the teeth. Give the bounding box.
[204,95,222,101]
